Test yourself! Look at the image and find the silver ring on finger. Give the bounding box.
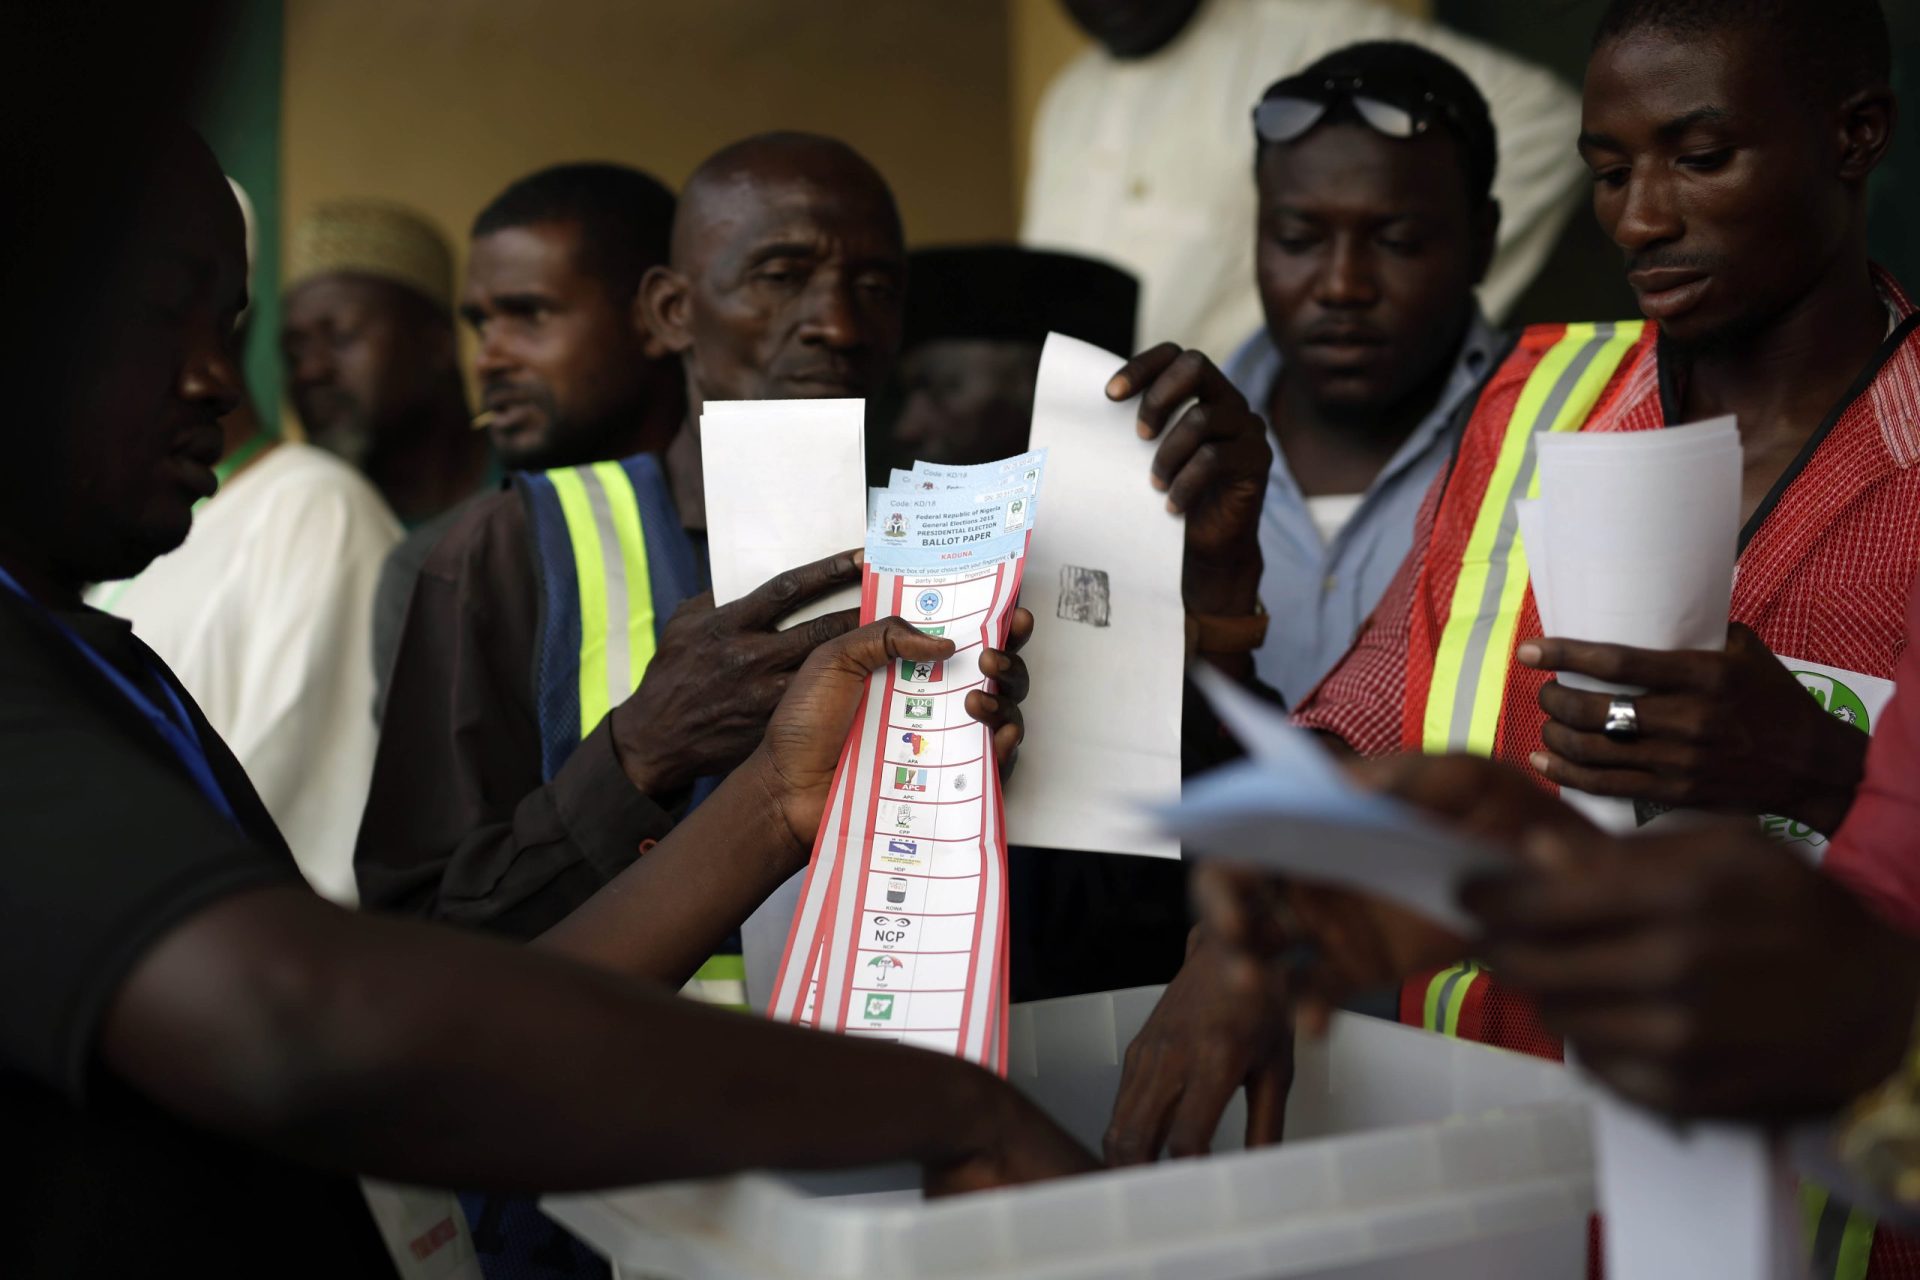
[1602,697,1641,744]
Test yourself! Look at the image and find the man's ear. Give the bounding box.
[639,264,694,356]
[1838,86,1898,184]
[1469,197,1502,288]
[628,283,668,360]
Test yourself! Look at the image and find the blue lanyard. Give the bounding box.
[0,562,240,829]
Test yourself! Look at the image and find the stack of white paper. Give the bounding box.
[1520,416,1740,831]
[1004,333,1185,859]
[1522,418,1794,1280]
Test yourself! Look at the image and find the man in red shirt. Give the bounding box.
[1109,0,1919,1208]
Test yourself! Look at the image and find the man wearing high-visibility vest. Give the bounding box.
[357,135,1037,947]
[1112,0,1920,1273]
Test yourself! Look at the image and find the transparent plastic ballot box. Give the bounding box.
[542,985,1595,1280]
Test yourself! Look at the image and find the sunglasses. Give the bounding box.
[1253,75,1464,146]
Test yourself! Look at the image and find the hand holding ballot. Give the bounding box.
[1519,623,1871,835]
[1183,743,1920,1124]
[609,548,865,794]
[1104,343,1272,626]
[1204,752,1602,1027]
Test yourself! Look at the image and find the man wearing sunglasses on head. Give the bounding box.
[1229,41,1508,712]
[1096,42,1509,706]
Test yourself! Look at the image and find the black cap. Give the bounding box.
[904,245,1139,357]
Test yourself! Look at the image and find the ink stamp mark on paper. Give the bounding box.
[1057,565,1111,627]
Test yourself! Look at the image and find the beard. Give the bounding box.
[296,389,372,466]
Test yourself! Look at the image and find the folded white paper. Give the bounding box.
[699,398,867,624]
[1004,333,1185,859]
[1588,1085,1802,1280]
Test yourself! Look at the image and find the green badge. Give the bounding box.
[1796,671,1871,733]
[864,993,895,1021]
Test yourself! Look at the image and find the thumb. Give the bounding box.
[809,616,956,678]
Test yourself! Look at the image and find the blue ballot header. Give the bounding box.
[865,449,1048,575]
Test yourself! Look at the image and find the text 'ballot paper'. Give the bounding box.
[1005,332,1184,859]
[1157,668,1506,931]
[699,398,867,623]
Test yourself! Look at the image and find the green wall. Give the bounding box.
[193,0,284,424]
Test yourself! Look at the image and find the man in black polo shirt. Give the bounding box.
[0,125,1091,1277]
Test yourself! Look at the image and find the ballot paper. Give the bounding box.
[766,453,1046,1068]
[1005,332,1184,859]
[699,397,867,622]
[1156,667,1506,931]
[1521,418,1794,1280]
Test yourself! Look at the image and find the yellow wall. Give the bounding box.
[282,0,1018,275]
[1008,0,1090,211]
[287,0,1439,271]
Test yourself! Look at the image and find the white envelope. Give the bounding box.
[699,398,866,624]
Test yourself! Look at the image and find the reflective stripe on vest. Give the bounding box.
[1420,321,1647,756]
[1803,1183,1876,1280]
[1420,961,1483,1036]
[520,453,703,782]
[545,461,660,742]
[682,953,749,1010]
[519,456,748,1012]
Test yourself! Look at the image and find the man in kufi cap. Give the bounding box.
[282,199,491,525]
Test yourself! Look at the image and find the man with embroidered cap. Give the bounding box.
[1107,13,1920,1264]
[282,199,492,525]
[86,180,399,906]
[876,244,1138,477]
